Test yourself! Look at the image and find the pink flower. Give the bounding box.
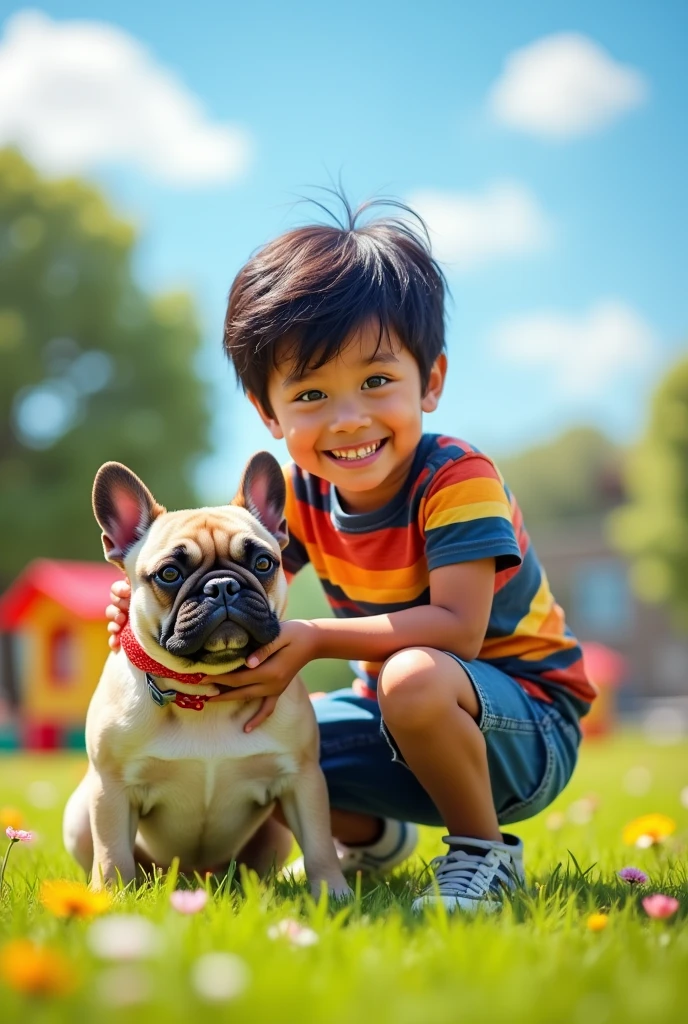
[267,919,319,947]
[642,894,680,919]
[618,867,648,885]
[169,889,208,914]
[5,828,33,843]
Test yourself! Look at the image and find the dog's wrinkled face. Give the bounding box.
[93,452,289,676]
[130,505,285,670]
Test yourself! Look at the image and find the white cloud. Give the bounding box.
[491,300,657,397]
[488,33,648,139]
[0,10,252,185]
[407,181,551,270]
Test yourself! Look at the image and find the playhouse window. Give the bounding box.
[49,628,75,685]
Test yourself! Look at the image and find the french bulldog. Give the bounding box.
[62,452,350,897]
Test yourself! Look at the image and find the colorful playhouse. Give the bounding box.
[0,559,122,750]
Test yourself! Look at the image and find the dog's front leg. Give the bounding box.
[89,770,137,889]
[280,764,352,898]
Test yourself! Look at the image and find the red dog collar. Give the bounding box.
[119,621,211,711]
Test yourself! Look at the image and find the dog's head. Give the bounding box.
[93,452,289,676]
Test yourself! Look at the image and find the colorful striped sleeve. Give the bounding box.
[421,455,522,572]
[280,464,310,581]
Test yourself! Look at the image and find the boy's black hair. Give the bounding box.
[223,193,447,415]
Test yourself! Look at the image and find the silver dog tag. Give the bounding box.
[146,673,178,707]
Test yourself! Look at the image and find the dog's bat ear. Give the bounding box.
[93,462,165,568]
[232,451,289,549]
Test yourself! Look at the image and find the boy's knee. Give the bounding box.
[377,647,451,728]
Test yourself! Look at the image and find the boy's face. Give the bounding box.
[249,321,446,512]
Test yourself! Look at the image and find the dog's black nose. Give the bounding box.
[203,577,241,600]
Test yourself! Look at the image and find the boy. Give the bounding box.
[107,201,594,912]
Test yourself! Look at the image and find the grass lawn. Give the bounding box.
[0,732,686,1022]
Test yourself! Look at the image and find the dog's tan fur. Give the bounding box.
[63,456,350,896]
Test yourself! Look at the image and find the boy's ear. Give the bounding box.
[248,393,284,440]
[421,353,448,414]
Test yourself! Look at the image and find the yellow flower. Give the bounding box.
[587,913,609,932]
[0,807,23,831]
[0,940,75,996]
[622,814,676,847]
[40,880,112,919]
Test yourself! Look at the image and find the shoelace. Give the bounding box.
[421,848,507,899]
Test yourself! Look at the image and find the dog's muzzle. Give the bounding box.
[160,566,280,664]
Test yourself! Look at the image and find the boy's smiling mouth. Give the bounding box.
[325,438,388,464]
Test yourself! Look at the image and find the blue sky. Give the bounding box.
[1,1,686,499]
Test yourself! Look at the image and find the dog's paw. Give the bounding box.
[331,884,354,900]
[309,876,353,900]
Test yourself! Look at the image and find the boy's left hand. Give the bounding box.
[204,620,318,732]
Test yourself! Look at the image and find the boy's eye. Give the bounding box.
[295,389,326,403]
[362,375,390,390]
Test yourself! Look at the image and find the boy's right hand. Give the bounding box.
[106,579,131,650]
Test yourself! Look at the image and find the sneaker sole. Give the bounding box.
[411,894,503,914]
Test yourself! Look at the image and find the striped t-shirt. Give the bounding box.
[282,433,596,718]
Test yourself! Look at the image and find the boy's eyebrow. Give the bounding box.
[282,350,400,387]
[365,350,400,365]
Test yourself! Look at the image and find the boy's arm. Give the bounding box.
[304,557,495,664]
[209,557,496,723]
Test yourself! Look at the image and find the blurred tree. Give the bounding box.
[498,426,624,529]
[610,354,688,628]
[0,149,210,585]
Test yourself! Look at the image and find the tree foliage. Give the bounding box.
[498,426,624,530]
[611,354,688,626]
[0,149,210,585]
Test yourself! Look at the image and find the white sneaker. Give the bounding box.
[284,819,419,880]
[412,833,524,914]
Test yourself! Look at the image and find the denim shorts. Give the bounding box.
[313,656,582,827]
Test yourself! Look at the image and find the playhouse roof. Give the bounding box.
[0,559,124,630]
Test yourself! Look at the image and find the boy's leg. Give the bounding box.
[236,806,403,876]
[377,648,501,840]
[311,688,443,826]
[239,656,579,902]
[330,809,384,845]
[373,647,580,912]
[278,686,443,878]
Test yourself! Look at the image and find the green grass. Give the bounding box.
[1,733,686,1023]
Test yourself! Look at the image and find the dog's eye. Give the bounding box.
[254,555,274,573]
[157,566,181,584]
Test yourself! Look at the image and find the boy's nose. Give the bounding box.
[329,403,373,433]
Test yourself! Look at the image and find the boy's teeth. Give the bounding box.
[331,441,381,460]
